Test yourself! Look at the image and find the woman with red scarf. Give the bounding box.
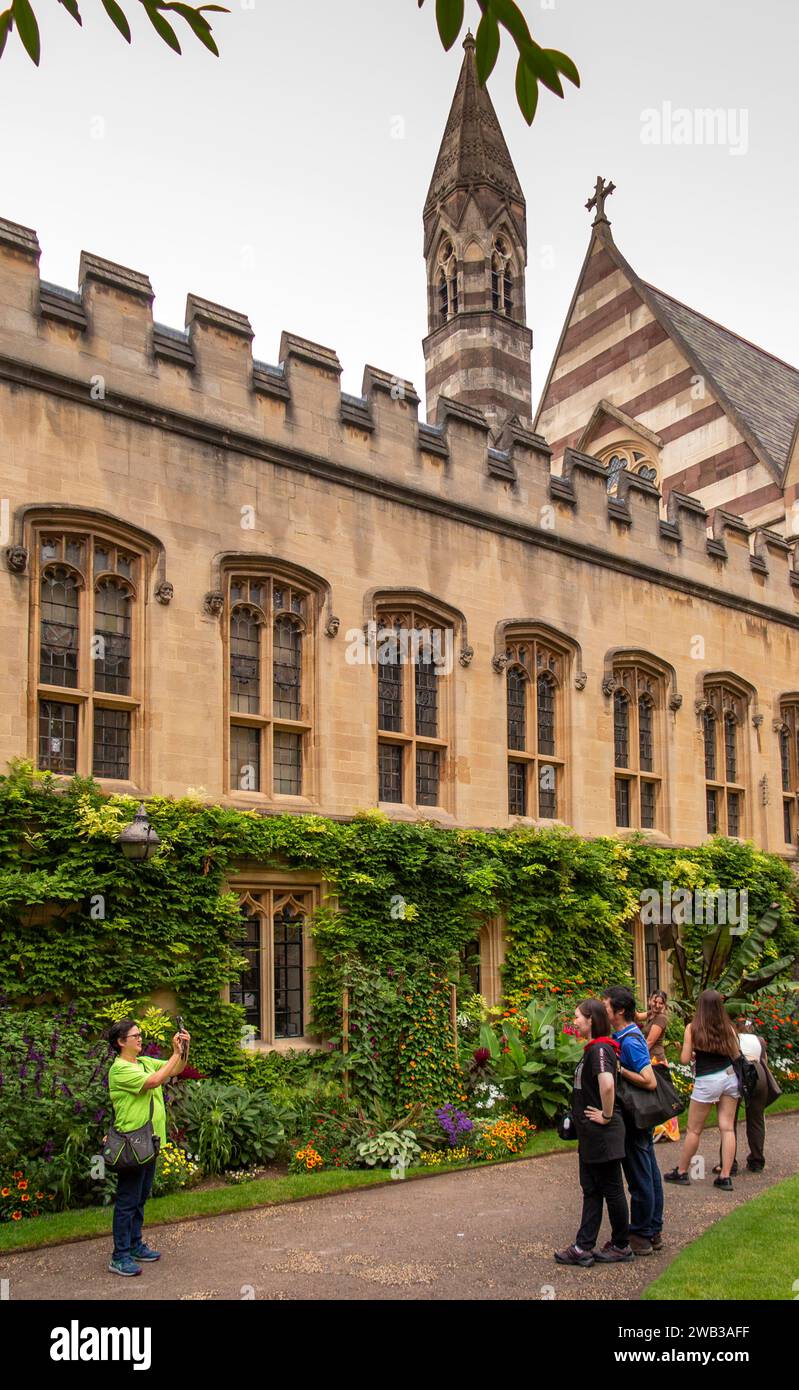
[554,999,633,1267]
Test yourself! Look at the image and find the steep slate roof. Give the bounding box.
[423,33,524,216]
[642,283,799,481]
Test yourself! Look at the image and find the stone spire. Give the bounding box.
[422,33,532,440]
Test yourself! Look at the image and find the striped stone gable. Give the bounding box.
[535,229,789,531]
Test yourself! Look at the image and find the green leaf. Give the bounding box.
[546,48,580,88]
[514,54,538,125]
[435,0,463,51]
[0,10,13,60]
[100,0,130,41]
[490,0,532,50]
[142,0,181,53]
[58,0,82,24]
[12,0,40,64]
[166,4,219,54]
[474,8,499,85]
[521,40,563,97]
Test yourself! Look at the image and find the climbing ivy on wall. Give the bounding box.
[0,761,796,1080]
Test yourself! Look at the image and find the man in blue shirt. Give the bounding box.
[603,986,664,1255]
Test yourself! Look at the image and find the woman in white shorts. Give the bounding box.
[664,989,741,1190]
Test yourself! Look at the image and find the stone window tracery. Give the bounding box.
[611,663,663,831]
[505,633,567,821]
[701,681,749,837]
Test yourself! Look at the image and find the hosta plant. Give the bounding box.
[354,1129,421,1170]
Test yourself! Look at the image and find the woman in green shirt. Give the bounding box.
[107,1017,190,1276]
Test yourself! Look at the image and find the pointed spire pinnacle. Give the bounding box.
[424,30,525,217]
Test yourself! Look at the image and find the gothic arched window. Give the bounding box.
[437,239,458,324]
[230,884,319,1046]
[702,680,749,837]
[227,573,314,799]
[375,598,456,811]
[491,236,513,316]
[34,526,143,782]
[612,663,663,830]
[777,700,799,845]
[505,632,569,821]
[597,444,660,496]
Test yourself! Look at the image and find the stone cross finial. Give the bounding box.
[586,175,616,225]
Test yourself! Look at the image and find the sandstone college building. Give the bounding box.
[2,35,798,1038]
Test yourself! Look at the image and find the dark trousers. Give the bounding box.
[112,1161,156,1259]
[621,1123,664,1238]
[722,1061,768,1169]
[576,1152,630,1251]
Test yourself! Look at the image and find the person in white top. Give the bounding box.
[714,1020,778,1175]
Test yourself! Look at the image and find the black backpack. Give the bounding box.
[733,1053,759,1104]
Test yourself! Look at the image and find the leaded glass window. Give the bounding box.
[378,742,403,803]
[638,696,653,772]
[92,708,131,780]
[611,664,664,831]
[507,668,526,751]
[273,898,304,1039]
[273,616,302,720]
[704,682,748,837]
[416,746,440,807]
[375,603,453,811]
[273,730,302,796]
[227,575,312,799]
[504,634,567,821]
[778,704,799,846]
[94,580,131,695]
[724,713,737,784]
[614,691,629,768]
[231,610,261,714]
[703,710,717,780]
[233,888,315,1046]
[40,567,80,688]
[33,527,143,781]
[508,760,527,817]
[537,674,555,756]
[38,700,77,774]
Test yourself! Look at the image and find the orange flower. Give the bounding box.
[21,1194,30,1202]
[1,1188,9,1197]
[17,1180,27,1191]
[11,1211,21,1220]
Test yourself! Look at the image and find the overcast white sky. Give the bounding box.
[1,0,796,412]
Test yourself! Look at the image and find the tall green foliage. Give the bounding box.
[1,763,796,1081]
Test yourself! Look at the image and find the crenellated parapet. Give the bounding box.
[1,214,798,620]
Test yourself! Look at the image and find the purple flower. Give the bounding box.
[60,1081,72,1097]
[434,1104,473,1146]
[93,1108,106,1123]
[43,1140,54,1160]
[49,1031,60,1058]
[74,1100,83,1114]
[18,1063,28,1080]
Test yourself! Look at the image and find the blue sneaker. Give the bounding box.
[131,1243,161,1261]
[108,1256,142,1276]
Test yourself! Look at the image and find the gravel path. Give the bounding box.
[3,1114,798,1301]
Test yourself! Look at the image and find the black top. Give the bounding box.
[572,1041,626,1164]
[694,1048,736,1076]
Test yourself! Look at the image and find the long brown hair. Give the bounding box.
[577,998,610,1039]
[692,990,739,1056]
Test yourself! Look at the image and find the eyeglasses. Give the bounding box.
[125,1031,143,1040]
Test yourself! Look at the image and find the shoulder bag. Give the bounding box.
[103,1094,161,1171]
[617,1066,686,1130]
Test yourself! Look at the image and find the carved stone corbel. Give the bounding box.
[5,545,29,574]
[459,644,474,668]
[492,653,509,675]
[155,580,173,605]
[602,675,617,698]
[325,615,340,638]
[203,590,225,618]
[574,671,588,692]
[668,693,683,712]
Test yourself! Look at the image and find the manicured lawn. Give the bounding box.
[644,1173,799,1301]
[0,1126,574,1254]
